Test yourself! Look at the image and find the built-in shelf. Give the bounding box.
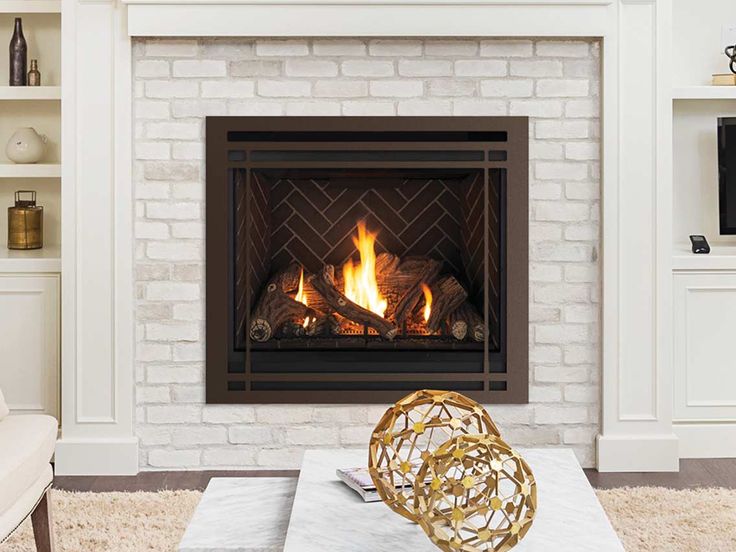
[673,86,736,100]
[0,164,61,178]
[673,244,736,271]
[0,0,61,13]
[0,245,60,273]
[0,86,60,100]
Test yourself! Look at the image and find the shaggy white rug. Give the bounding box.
[0,490,201,552]
[597,487,736,552]
[1,487,735,551]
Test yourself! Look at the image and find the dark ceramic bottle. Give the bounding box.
[9,18,27,86]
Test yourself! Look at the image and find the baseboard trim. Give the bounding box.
[596,433,679,472]
[55,437,139,475]
[674,423,736,459]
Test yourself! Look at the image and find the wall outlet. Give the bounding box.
[723,24,736,51]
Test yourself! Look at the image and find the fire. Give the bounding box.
[294,267,311,328]
[421,283,432,323]
[342,221,388,318]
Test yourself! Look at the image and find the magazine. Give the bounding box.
[336,467,382,502]
[336,467,420,502]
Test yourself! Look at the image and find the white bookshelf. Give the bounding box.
[670,0,736,457]
[0,163,61,178]
[673,86,736,100]
[0,244,60,272]
[0,7,62,422]
[0,1,60,14]
[0,10,62,267]
[671,0,736,256]
[0,85,60,100]
[672,244,736,271]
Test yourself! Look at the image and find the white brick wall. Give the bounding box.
[133,38,601,469]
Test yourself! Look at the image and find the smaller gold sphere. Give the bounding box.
[414,434,537,552]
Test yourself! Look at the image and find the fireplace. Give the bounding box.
[206,117,528,404]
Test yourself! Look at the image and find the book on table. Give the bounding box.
[336,467,383,502]
[336,467,425,503]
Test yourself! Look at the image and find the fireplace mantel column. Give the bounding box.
[55,0,137,475]
[596,0,678,471]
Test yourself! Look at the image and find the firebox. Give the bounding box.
[206,117,528,404]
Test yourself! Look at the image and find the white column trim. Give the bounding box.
[57,0,138,475]
[597,0,677,472]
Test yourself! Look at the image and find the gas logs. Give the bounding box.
[249,263,317,342]
[248,221,488,343]
[249,256,487,343]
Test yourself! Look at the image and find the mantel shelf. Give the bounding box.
[0,245,60,273]
[0,86,61,100]
[122,0,612,4]
[0,164,61,178]
[672,86,736,100]
[0,0,61,13]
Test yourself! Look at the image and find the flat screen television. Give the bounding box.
[719,117,736,234]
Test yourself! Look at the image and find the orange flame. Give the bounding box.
[421,283,432,323]
[342,221,388,318]
[294,267,311,328]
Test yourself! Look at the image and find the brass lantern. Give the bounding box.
[8,190,43,250]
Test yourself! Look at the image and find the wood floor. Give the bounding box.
[52,459,736,492]
[585,458,736,490]
[53,470,299,492]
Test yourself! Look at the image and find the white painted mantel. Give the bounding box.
[56,0,676,474]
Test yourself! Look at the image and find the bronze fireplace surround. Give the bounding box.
[206,117,528,404]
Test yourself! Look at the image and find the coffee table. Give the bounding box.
[179,448,624,552]
[284,449,623,551]
[178,478,297,552]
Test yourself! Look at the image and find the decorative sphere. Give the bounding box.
[414,434,537,552]
[368,389,501,521]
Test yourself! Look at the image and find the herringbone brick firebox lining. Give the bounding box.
[235,170,500,349]
[133,38,601,470]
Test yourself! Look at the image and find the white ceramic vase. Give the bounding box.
[5,127,47,164]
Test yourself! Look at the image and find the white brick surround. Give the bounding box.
[133,38,601,470]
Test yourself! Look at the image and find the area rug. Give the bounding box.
[597,487,736,551]
[2,487,736,551]
[0,490,201,552]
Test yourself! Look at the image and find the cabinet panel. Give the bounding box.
[0,274,59,416]
[674,273,736,421]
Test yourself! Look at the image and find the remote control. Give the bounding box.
[689,235,711,254]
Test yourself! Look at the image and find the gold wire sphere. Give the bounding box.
[368,389,501,522]
[414,434,537,552]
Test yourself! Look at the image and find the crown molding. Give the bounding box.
[121,0,612,4]
[124,0,616,37]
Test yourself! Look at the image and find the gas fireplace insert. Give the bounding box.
[206,117,528,404]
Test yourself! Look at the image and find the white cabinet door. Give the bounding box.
[0,274,60,416]
[674,272,736,422]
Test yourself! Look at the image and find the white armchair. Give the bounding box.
[0,387,58,551]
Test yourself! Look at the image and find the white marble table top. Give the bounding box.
[178,477,297,552]
[283,448,624,552]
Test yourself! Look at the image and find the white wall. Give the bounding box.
[673,0,736,87]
